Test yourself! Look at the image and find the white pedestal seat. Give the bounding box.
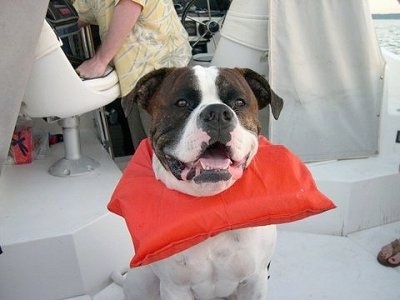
[21,21,120,176]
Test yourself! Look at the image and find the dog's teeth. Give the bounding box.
[199,161,212,171]
[199,157,231,171]
[203,164,214,170]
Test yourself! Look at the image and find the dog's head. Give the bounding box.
[132,66,283,196]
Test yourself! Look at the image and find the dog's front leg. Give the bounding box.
[234,225,276,300]
[235,271,270,300]
[160,281,194,300]
[123,266,160,300]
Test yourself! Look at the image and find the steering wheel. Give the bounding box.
[180,0,231,50]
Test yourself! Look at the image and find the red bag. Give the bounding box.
[108,136,335,267]
[10,125,33,165]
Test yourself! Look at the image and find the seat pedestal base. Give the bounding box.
[48,116,100,177]
[49,156,100,177]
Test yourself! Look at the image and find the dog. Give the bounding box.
[121,65,283,300]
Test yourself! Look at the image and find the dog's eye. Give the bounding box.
[234,98,246,107]
[175,99,188,107]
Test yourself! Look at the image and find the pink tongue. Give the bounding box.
[199,153,231,169]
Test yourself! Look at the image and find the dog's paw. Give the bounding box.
[110,266,129,286]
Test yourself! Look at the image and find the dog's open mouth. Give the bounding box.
[165,142,248,183]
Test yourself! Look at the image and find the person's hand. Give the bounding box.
[75,55,108,78]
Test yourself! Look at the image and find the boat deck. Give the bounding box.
[90,221,400,300]
[269,223,400,300]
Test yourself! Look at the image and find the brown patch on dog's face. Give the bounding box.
[137,68,203,167]
[144,68,200,124]
[216,68,262,135]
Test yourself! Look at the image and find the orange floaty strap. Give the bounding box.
[108,136,335,267]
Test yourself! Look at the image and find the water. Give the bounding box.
[373,19,400,55]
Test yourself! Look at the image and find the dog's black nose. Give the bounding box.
[200,104,235,126]
[198,104,237,140]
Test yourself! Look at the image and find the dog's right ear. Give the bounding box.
[133,68,172,111]
[122,68,171,116]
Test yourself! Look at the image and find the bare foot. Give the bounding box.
[377,239,400,267]
[379,241,397,260]
[387,252,400,266]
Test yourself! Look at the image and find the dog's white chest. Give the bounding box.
[152,226,276,299]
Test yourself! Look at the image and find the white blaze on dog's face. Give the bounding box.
[132,66,283,196]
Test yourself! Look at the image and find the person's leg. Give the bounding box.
[126,102,149,150]
[106,99,134,156]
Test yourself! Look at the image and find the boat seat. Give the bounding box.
[211,0,269,77]
[21,21,120,176]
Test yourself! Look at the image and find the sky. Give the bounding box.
[369,0,400,13]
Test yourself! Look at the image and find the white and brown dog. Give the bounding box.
[122,65,283,300]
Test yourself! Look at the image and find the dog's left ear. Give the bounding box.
[236,68,284,120]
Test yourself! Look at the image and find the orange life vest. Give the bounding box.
[108,136,335,267]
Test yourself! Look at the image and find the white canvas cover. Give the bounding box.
[211,0,269,76]
[269,0,385,161]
